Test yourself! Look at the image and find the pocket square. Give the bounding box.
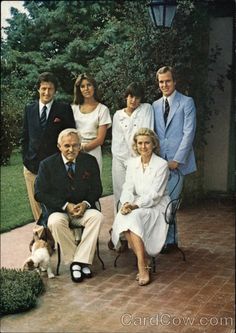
[53,117,61,123]
[82,171,91,180]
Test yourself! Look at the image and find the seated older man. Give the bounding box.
[34,128,104,283]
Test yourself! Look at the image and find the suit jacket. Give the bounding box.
[22,100,75,174]
[34,152,103,216]
[152,91,197,175]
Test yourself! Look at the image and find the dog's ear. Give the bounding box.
[23,258,35,271]
[33,231,40,242]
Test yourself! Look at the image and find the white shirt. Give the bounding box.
[39,100,53,119]
[111,103,154,162]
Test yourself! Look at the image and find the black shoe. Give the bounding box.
[81,265,93,279]
[70,262,84,283]
[160,243,178,254]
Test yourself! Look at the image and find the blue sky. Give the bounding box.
[1,1,27,28]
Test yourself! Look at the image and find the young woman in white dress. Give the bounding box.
[71,73,111,174]
[111,128,170,286]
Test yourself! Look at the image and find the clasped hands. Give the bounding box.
[66,202,87,218]
[120,202,138,215]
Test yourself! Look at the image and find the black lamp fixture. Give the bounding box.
[148,0,177,28]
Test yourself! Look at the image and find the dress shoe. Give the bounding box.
[70,262,83,283]
[160,243,178,254]
[81,265,93,279]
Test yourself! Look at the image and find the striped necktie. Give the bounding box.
[67,162,75,180]
[164,98,170,125]
[40,105,47,128]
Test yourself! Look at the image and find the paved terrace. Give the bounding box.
[0,195,235,333]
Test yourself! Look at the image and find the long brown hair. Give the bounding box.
[73,73,101,105]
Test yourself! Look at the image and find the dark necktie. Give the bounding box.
[164,98,170,125]
[67,162,75,180]
[40,105,47,128]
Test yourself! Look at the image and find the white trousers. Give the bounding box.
[48,209,104,265]
[23,166,41,222]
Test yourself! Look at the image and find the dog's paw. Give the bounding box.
[48,273,55,279]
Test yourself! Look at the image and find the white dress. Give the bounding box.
[111,154,170,256]
[72,103,111,173]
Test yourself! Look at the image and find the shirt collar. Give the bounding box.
[164,90,176,106]
[39,100,54,113]
[61,154,76,166]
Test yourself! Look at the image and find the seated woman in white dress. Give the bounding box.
[71,73,111,174]
[111,82,154,213]
[111,128,170,286]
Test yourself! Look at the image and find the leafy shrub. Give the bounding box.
[0,80,31,165]
[0,268,45,315]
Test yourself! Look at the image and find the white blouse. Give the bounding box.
[72,103,111,143]
[111,103,154,162]
[72,103,111,173]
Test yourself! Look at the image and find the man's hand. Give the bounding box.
[66,202,87,217]
[120,202,138,215]
[168,160,179,170]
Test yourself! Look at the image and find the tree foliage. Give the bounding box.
[1,0,224,199]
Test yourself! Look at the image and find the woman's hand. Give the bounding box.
[120,202,138,215]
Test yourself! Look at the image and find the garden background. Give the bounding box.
[1,0,234,233]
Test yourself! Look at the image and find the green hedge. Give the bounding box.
[0,268,45,315]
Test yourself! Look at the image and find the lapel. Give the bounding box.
[57,154,69,178]
[165,91,180,129]
[31,101,41,128]
[158,97,166,131]
[46,100,57,126]
[74,153,86,179]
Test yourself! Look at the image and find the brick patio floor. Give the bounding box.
[0,195,235,333]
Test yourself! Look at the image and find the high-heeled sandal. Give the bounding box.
[138,266,151,286]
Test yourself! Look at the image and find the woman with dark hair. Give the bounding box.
[71,73,111,173]
[111,128,170,286]
[111,82,154,214]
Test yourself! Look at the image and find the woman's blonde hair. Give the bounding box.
[132,128,160,156]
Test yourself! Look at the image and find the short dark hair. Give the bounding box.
[124,82,145,102]
[37,72,58,90]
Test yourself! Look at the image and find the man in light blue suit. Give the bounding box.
[153,66,197,253]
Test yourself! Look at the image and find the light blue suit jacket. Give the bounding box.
[153,91,197,175]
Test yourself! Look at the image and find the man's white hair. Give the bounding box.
[57,128,82,145]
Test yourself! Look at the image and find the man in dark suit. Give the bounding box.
[22,72,75,222]
[34,128,104,283]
